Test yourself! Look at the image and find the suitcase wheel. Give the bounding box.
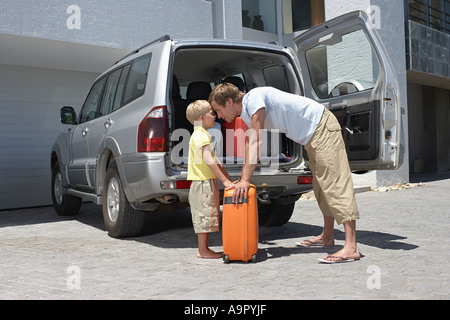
[223,254,256,264]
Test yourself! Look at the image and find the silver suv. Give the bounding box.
[51,11,402,238]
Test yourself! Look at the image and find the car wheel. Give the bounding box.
[102,161,146,238]
[258,200,295,227]
[51,163,82,216]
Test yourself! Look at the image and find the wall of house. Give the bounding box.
[0,0,217,210]
[370,0,410,186]
[407,83,425,173]
[408,21,450,80]
[0,0,214,49]
[406,9,450,174]
[423,86,450,173]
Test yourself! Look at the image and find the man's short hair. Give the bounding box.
[209,83,245,107]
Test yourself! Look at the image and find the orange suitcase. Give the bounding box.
[222,185,258,263]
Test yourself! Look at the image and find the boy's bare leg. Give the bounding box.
[197,233,222,259]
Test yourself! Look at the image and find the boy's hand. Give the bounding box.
[224,180,239,190]
[223,180,234,190]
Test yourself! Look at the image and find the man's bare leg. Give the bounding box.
[299,216,335,247]
[321,220,360,262]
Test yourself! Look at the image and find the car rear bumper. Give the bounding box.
[117,152,312,211]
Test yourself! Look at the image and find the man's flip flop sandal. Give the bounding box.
[317,255,359,264]
[295,239,327,248]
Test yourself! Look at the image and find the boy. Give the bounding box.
[186,100,233,259]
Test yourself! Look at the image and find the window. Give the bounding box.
[241,0,325,35]
[99,68,122,116]
[263,65,289,92]
[242,0,277,33]
[305,29,380,99]
[123,54,152,105]
[409,0,450,33]
[283,0,325,33]
[221,74,246,92]
[112,64,131,111]
[80,77,106,123]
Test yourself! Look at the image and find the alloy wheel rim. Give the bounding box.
[107,177,120,223]
[54,172,63,205]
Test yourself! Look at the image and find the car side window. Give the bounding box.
[99,68,123,116]
[263,65,289,92]
[123,53,152,105]
[112,64,131,111]
[80,77,107,123]
[305,29,379,99]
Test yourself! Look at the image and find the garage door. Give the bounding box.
[0,64,98,210]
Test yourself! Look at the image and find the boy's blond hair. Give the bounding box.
[186,100,212,125]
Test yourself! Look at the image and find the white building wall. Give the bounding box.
[0,0,214,49]
[0,0,217,209]
[370,0,410,186]
[210,0,243,40]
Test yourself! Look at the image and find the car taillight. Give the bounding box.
[298,176,313,184]
[160,180,192,189]
[176,180,192,189]
[138,106,166,152]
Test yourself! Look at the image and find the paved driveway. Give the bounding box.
[1,174,449,301]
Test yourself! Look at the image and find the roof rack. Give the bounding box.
[113,35,171,65]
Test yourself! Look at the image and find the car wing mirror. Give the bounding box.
[60,106,78,125]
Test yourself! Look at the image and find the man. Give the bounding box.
[209,84,360,264]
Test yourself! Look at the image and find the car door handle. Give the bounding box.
[344,126,354,135]
[104,119,114,129]
[81,127,89,137]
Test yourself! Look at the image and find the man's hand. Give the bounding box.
[226,179,250,204]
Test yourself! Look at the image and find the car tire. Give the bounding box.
[102,161,146,238]
[258,200,295,227]
[51,163,82,216]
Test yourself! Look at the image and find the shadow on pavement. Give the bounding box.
[1,202,419,255]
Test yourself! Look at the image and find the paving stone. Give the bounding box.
[1,173,449,300]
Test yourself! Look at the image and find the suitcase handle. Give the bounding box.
[224,197,248,205]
